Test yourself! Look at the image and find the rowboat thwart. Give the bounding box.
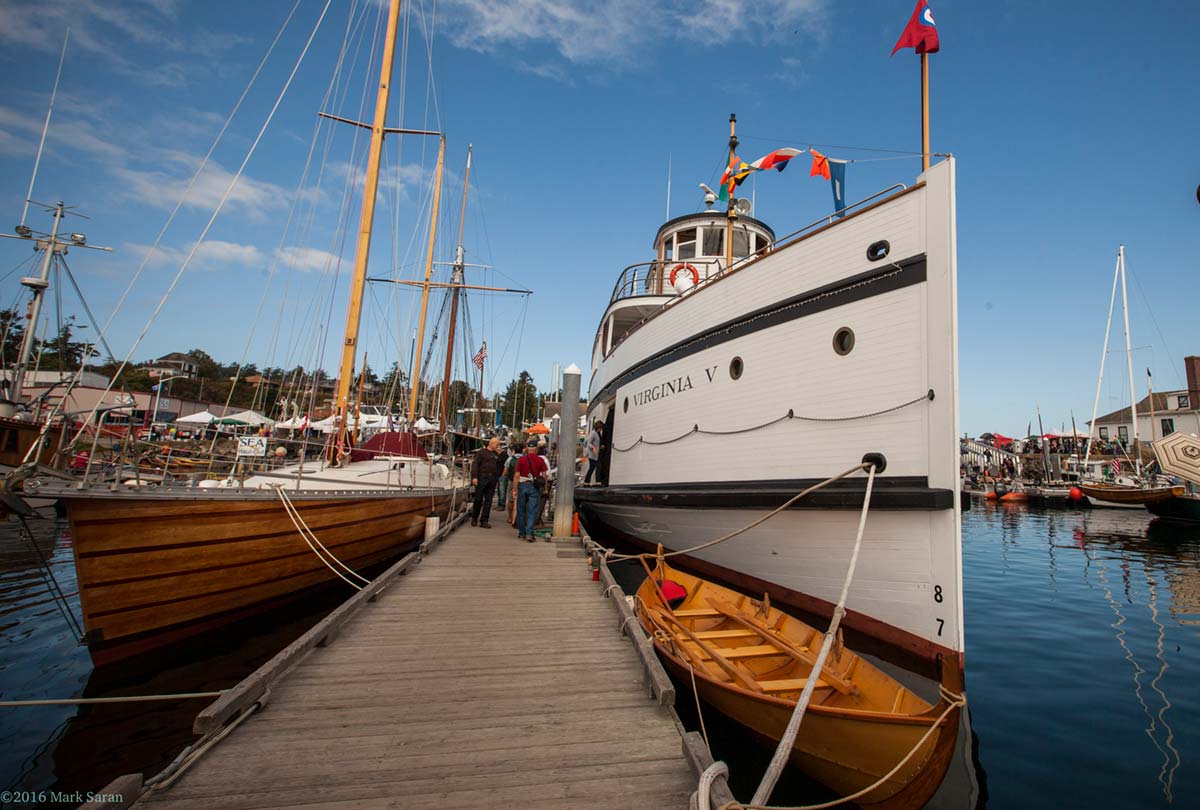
[637,560,962,809]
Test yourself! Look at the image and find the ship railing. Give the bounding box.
[608,258,723,304]
[769,183,909,251]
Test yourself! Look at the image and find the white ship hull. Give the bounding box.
[579,158,962,678]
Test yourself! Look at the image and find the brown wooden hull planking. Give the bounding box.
[1078,483,1184,506]
[63,490,454,663]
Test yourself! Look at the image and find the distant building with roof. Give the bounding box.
[1090,356,1200,443]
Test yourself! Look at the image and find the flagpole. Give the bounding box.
[725,113,737,270]
[921,52,930,171]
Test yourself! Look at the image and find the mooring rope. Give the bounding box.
[749,462,878,805]
[587,461,871,564]
[0,692,225,708]
[274,487,369,589]
[613,391,933,453]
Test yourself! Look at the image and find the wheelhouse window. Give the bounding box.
[1161,418,1175,435]
[676,228,697,260]
[661,236,674,262]
[732,228,751,257]
[1117,425,1129,443]
[702,227,724,256]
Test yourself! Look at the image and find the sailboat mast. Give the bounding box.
[1118,245,1140,474]
[334,0,404,445]
[1084,250,1122,467]
[407,136,447,423]
[440,145,472,428]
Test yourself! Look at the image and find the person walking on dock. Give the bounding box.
[496,443,518,511]
[584,419,603,484]
[515,439,548,542]
[470,436,503,528]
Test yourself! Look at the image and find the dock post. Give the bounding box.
[553,363,581,539]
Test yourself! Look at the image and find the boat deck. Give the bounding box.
[131,521,698,809]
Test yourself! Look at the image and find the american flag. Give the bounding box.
[472,342,487,370]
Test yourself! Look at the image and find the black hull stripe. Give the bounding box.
[593,254,926,405]
[575,476,958,510]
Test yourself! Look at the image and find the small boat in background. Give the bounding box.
[1078,480,1183,509]
[636,560,961,809]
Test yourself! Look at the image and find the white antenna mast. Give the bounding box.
[665,153,672,219]
[20,28,70,230]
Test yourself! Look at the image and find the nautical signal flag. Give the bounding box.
[829,159,848,218]
[719,148,805,201]
[810,149,830,180]
[891,0,940,55]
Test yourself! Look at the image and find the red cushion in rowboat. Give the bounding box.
[656,579,688,609]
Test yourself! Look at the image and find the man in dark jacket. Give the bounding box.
[470,436,503,527]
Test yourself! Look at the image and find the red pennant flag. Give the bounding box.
[809,149,830,181]
[891,0,940,55]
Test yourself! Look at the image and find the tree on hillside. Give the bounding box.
[499,371,538,428]
[0,309,26,366]
[186,349,222,379]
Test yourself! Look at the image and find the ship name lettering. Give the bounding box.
[633,374,694,407]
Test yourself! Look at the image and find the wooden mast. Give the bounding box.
[334,0,403,453]
[407,136,447,424]
[921,53,930,171]
[725,113,737,271]
[440,145,472,429]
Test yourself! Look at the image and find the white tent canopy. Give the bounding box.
[230,409,274,427]
[413,417,439,432]
[174,410,216,424]
[276,416,309,430]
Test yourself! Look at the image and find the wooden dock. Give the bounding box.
[127,519,703,809]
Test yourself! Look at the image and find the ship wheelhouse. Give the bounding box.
[593,211,775,364]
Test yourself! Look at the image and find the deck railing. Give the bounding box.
[608,258,723,304]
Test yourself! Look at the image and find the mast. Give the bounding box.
[11,202,65,404]
[407,135,447,423]
[1084,250,1122,467]
[21,30,69,230]
[1119,245,1140,474]
[334,0,404,452]
[725,114,737,271]
[440,145,472,429]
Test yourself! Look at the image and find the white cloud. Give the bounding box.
[123,239,265,273]
[439,0,828,69]
[111,158,289,217]
[0,0,249,87]
[274,246,347,275]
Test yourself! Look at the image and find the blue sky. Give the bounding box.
[0,0,1197,435]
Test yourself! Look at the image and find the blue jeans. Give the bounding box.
[516,481,540,537]
[497,475,511,508]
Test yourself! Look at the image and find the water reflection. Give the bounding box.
[967,499,1198,808]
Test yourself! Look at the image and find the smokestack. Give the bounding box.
[1186,355,1200,408]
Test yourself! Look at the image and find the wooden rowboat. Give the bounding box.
[1078,482,1183,507]
[636,560,962,809]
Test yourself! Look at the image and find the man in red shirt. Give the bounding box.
[514,439,548,542]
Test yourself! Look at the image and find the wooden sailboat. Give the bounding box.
[27,0,467,664]
[637,560,962,809]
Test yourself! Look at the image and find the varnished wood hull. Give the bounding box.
[60,489,456,663]
[637,565,961,809]
[1078,483,1183,507]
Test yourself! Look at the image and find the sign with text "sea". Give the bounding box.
[237,436,268,457]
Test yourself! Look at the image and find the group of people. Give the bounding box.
[467,416,612,542]
[469,436,554,542]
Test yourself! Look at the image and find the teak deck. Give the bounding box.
[134,522,697,809]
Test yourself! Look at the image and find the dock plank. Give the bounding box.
[136,523,695,809]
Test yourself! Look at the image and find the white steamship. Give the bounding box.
[576,157,963,680]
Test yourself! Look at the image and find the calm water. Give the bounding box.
[1,503,1198,808]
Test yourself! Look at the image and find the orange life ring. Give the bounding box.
[669,263,700,287]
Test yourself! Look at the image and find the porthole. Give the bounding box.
[729,356,744,380]
[623,397,629,413]
[833,327,855,356]
[866,240,890,262]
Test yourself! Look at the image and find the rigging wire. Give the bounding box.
[70,0,336,448]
